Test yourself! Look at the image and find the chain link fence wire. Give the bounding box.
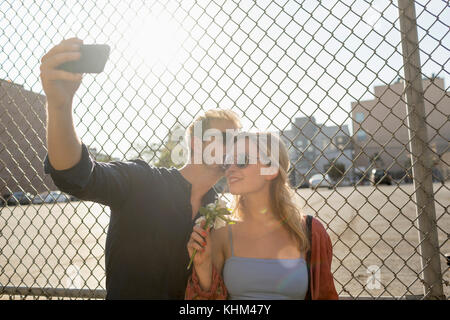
[0,0,448,299]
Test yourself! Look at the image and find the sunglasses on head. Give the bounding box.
[203,131,234,144]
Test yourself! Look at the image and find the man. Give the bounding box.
[40,37,242,299]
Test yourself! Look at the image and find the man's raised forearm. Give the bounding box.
[46,101,83,171]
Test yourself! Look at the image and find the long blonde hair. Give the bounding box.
[231,132,310,254]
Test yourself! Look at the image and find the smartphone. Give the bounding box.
[57,44,110,73]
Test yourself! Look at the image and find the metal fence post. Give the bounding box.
[397,0,445,300]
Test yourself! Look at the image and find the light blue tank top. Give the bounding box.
[223,225,309,300]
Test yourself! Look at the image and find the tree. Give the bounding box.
[129,125,186,168]
[324,158,346,182]
[89,147,119,162]
[128,141,160,164]
[154,135,184,168]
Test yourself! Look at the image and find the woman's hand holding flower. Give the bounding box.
[187,219,212,270]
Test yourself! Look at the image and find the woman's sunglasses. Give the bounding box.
[222,153,250,170]
[222,153,271,170]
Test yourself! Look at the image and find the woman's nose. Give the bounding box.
[225,164,237,175]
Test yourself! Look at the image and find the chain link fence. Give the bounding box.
[0,0,448,299]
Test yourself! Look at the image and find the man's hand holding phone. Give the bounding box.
[40,38,84,110]
[40,38,110,110]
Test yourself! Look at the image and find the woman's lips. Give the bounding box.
[228,176,242,184]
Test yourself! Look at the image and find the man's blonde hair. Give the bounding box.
[187,108,242,138]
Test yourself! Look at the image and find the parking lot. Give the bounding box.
[0,182,448,299]
[295,182,449,298]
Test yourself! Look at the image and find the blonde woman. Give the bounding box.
[185,132,338,300]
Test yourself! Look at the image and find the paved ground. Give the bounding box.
[294,182,449,299]
[0,182,448,299]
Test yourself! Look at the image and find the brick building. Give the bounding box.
[0,79,129,198]
[0,79,56,196]
[351,77,449,178]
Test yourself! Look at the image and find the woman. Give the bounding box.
[185,132,338,300]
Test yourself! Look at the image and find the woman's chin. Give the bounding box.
[228,184,245,195]
[227,184,237,195]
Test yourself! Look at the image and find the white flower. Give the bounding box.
[217,198,228,209]
[213,216,227,229]
[187,198,234,270]
[195,199,229,230]
[195,216,206,227]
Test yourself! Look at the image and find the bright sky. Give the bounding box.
[1,0,448,160]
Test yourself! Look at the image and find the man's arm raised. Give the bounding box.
[40,38,150,209]
[40,37,84,171]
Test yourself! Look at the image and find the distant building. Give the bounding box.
[0,79,54,195]
[281,116,353,187]
[0,79,121,197]
[351,76,449,178]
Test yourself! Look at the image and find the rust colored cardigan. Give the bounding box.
[185,216,339,300]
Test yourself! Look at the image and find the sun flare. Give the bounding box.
[126,13,188,68]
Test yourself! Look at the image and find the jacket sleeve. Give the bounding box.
[311,218,339,300]
[44,142,149,208]
[185,265,228,300]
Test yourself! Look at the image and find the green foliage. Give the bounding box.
[130,125,185,168]
[324,158,346,182]
[154,132,183,168]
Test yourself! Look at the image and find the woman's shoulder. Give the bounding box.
[304,215,329,238]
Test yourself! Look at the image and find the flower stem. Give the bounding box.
[187,249,197,270]
[187,220,211,270]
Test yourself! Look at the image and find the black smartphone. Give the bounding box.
[57,44,110,73]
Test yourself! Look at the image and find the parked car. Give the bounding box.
[2,193,12,205]
[399,172,413,184]
[335,178,353,187]
[33,191,74,204]
[44,191,71,203]
[69,195,80,202]
[6,192,34,205]
[397,167,444,184]
[32,192,51,204]
[353,167,371,186]
[370,168,392,186]
[0,195,6,206]
[432,167,444,183]
[309,174,333,189]
[297,179,310,189]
